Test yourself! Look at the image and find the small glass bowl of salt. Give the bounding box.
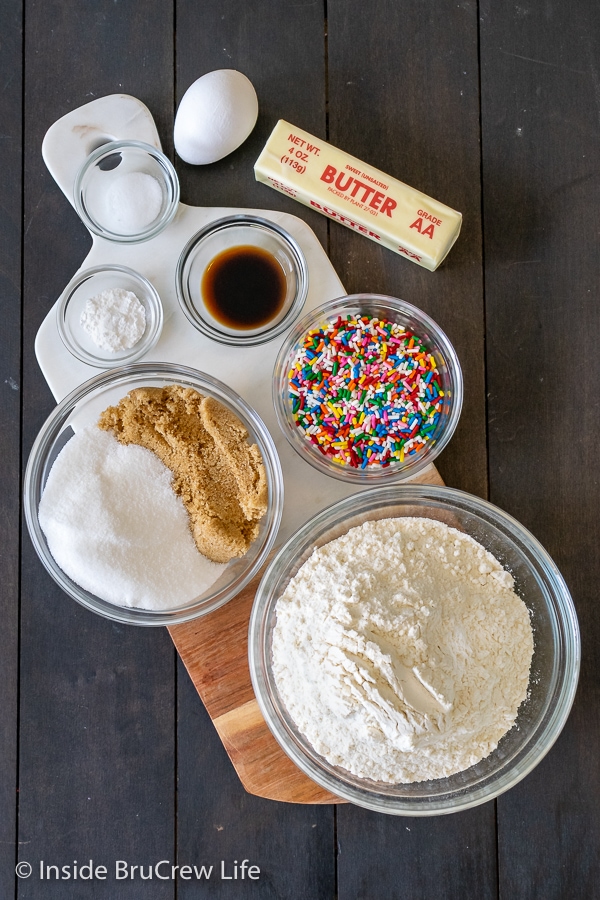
[74,140,180,242]
[56,264,163,368]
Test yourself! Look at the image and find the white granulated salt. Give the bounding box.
[105,171,163,233]
[80,287,146,353]
[272,516,534,783]
[38,425,226,610]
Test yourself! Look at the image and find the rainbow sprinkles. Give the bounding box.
[288,314,446,469]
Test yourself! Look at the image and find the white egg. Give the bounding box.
[174,69,259,165]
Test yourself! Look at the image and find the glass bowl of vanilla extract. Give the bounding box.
[176,215,309,346]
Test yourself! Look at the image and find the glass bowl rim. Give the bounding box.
[248,483,580,815]
[175,214,309,347]
[55,264,164,368]
[73,139,180,243]
[24,361,284,626]
[272,293,464,484]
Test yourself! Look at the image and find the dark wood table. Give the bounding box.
[2,1,597,897]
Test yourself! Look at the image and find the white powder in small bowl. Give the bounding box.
[105,171,163,233]
[80,287,146,353]
[38,425,226,610]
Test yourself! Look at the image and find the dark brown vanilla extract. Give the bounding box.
[201,245,287,330]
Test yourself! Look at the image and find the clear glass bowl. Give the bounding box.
[273,294,463,483]
[248,484,580,816]
[74,140,180,242]
[176,215,308,346]
[24,363,284,626]
[56,265,163,368]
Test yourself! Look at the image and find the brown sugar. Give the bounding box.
[98,385,268,564]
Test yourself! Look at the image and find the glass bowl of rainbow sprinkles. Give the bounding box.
[273,294,463,483]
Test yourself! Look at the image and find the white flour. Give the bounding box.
[38,425,225,610]
[80,287,146,352]
[272,517,534,783]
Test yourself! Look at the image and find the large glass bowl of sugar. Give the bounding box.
[24,362,284,625]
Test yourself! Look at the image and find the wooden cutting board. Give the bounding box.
[168,463,445,804]
[40,96,449,804]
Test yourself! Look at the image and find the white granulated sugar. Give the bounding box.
[38,425,226,610]
[80,288,146,352]
[272,517,534,783]
[105,171,163,233]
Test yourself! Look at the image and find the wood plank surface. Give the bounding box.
[480,1,600,897]
[0,1,22,897]
[326,0,488,501]
[325,2,496,898]
[5,0,599,898]
[18,2,177,898]
[173,3,337,896]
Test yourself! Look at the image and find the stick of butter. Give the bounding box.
[254,120,462,271]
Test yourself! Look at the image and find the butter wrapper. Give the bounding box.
[254,120,462,271]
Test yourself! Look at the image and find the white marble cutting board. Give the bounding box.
[36,94,435,545]
[36,94,355,544]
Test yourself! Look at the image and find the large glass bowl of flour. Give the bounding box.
[24,362,284,625]
[248,484,580,815]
